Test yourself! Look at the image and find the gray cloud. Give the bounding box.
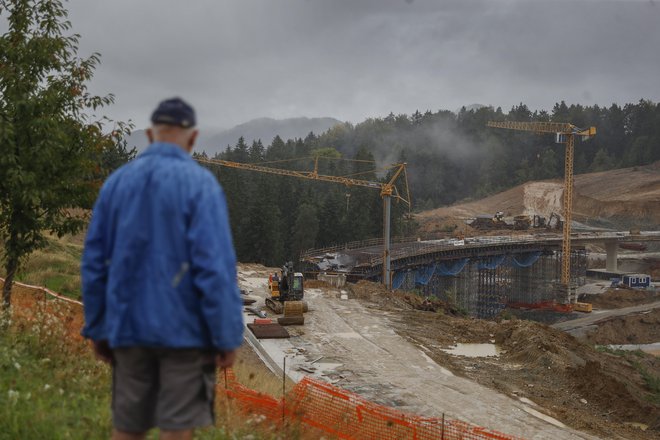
[9,0,660,129]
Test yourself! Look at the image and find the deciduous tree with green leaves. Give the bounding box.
[0,0,129,310]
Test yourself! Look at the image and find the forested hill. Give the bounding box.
[198,100,659,266]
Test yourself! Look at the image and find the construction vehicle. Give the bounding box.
[266,261,305,315]
[470,212,512,231]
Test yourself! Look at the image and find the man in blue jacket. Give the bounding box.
[81,98,243,440]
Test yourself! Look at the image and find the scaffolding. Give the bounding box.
[383,249,587,318]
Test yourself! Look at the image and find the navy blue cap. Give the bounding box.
[150,97,196,128]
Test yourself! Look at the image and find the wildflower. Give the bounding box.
[8,390,19,404]
[44,384,51,391]
[245,414,267,425]
[13,362,21,371]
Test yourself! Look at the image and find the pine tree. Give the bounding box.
[291,203,319,261]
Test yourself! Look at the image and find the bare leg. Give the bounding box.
[112,429,147,440]
[160,430,193,440]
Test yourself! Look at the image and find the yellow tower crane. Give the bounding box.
[196,156,411,289]
[486,121,596,290]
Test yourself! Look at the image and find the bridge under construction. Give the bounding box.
[302,231,660,318]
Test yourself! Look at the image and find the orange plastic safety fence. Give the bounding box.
[217,370,282,421]
[219,372,525,440]
[508,301,573,313]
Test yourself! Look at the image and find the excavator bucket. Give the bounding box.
[283,300,305,317]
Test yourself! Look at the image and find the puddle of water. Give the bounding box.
[441,343,501,358]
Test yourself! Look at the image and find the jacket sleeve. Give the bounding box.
[188,178,243,351]
[81,190,110,341]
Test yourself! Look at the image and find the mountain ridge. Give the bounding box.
[125,116,343,155]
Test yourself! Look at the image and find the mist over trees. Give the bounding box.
[200,99,659,266]
[314,100,660,210]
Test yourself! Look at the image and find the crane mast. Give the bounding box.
[487,120,596,293]
[197,156,411,289]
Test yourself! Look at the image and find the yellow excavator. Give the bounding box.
[267,262,305,315]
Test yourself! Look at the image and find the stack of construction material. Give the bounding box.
[247,318,290,339]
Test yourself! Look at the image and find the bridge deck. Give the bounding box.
[303,231,660,274]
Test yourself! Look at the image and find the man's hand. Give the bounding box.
[92,340,114,364]
[215,350,237,369]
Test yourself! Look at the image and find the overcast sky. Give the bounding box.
[56,0,660,129]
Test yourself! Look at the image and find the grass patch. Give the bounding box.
[0,306,112,439]
[594,346,660,405]
[14,234,83,300]
[634,360,660,406]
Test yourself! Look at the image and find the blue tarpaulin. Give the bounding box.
[510,251,542,268]
[477,255,506,270]
[392,271,407,289]
[436,258,469,276]
[415,264,437,286]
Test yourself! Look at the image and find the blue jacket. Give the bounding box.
[81,142,243,351]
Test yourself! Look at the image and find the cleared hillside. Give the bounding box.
[417,161,660,232]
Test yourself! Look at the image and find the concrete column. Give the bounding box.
[605,241,618,272]
[383,195,391,289]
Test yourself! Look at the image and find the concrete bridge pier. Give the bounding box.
[605,241,618,272]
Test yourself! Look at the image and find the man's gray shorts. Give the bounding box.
[112,347,216,432]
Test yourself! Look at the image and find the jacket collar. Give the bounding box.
[141,142,192,161]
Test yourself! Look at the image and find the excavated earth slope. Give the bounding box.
[417,161,660,232]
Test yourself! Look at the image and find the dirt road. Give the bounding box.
[552,301,660,337]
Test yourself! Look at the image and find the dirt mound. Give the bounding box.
[584,288,659,309]
[570,358,659,432]
[304,279,332,288]
[495,320,586,369]
[415,217,476,237]
[349,280,466,315]
[350,280,418,311]
[416,161,660,232]
[481,319,659,437]
[495,320,659,433]
[585,308,660,345]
